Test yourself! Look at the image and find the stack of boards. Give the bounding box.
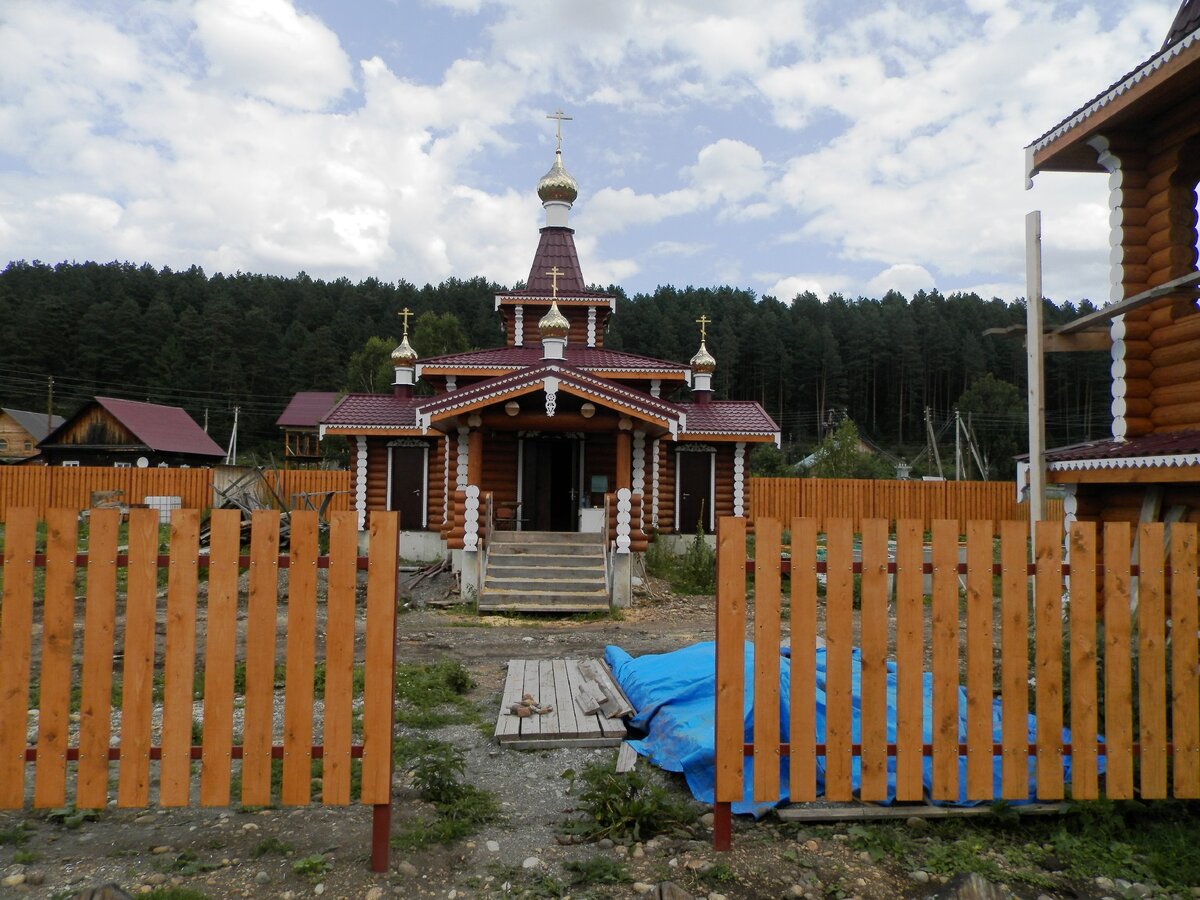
[495,658,634,749]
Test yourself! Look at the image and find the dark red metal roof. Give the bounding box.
[1044,429,1200,463]
[1166,0,1200,48]
[680,401,779,437]
[419,346,689,374]
[276,392,340,428]
[323,395,423,429]
[90,397,225,457]
[497,227,613,300]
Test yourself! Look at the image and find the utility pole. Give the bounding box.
[1025,211,1047,528]
[925,407,944,479]
[225,406,239,465]
[954,407,962,481]
[46,376,54,434]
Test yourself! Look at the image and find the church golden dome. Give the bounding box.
[690,340,716,374]
[391,334,417,364]
[537,151,579,204]
[538,301,570,338]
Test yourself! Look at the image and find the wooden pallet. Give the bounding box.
[494,658,629,749]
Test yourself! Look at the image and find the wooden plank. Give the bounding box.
[1103,522,1134,799]
[282,511,319,805]
[551,659,581,738]
[159,509,200,807]
[788,517,817,802]
[1136,523,1167,799]
[537,659,561,735]
[999,520,1029,800]
[593,666,628,739]
[521,655,543,737]
[501,737,624,750]
[242,510,280,807]
[931,519,959,802]
[1170,523,1199,798]
[965,519,994,801]
[1067,522,1099,799]
[117,508,159,807]
[495,660,527,739]
[858,518,889,802]
[76,508,120,808]
[1033,521,1064,800]
[33,509,78,808]
[200,509,240,806]
[824,518,854,802]
[321,510,357,804]
[564,660,602,737]
[615,741,638,774]
[361,511,398,805]
[894,519,924,802]
[752,517,781,804]
[714,516,746,805]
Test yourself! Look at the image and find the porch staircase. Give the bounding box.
[479,530,609,613]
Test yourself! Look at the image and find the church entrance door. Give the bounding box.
[388,443,427,529]
[521,437,580,531]
[677,449,714,534]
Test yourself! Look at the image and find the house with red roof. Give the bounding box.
[321,120,780,609]
[1023,0,1200,529]
[39,397,225,468]
[276,391,340,467]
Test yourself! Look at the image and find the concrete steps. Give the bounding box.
[479,530,609,613]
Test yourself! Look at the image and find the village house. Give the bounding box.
[1023,0,1200,530]
[39,396,226,468]
[0,407,64,463]
[276,391,340,468]
[321,118,780,609]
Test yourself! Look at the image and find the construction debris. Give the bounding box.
[508,693,554,717]
[574,658,634,719]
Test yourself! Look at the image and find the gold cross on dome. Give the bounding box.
[547,108,572,152]
[696,314,711,341]
[398,307,413,337]
[545,266,564,298]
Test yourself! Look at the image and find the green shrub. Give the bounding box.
[562,762,696,842]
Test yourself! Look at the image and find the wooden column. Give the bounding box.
[615,428,632,490]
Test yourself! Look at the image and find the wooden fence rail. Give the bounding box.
[748,477,1064,530]
[713,516,1200,849]
[0,507,399,872]
[0,467,351,521]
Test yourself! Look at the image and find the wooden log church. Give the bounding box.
[1025,1,1200,530]
[321,115,780,609]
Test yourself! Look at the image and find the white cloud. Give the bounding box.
[764,274,851,302]
[866,264,937,298]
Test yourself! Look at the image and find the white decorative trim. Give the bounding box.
[1062,484,1078,527]
[1048,452,1200,473]
[513,305,524,347]
[386,440,429,529]
[456,427,469,490]
[632,431,646,534]
[650,379,661,399]
[355,437,368,531]
[544,375,559,417]
[587,308,597,347]
[651,438,661,529]
[615,488,632,554]
[443,436,450,526]
[1089,135,1130,441]
[733,441,746,517]
[1028,26,1200,177]
[463,484,480,552]
[446,375,457,391]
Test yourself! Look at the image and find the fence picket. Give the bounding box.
[33,509,78,808]
[323,511,358,804]
[858,518,889,802]
[160,510,200,807]
[243,511,281,806]
[77,509,120,808]
[117,509,160,807]
[999,520,1029,799]
[787,518,817,802]
[894,519,924,801]
[282,512,319,805]
[964,520,993,800]
[1033,522,1064,800]
[1170,523,1199,798]
[1103,522,1134,798]
[361,512,398,805]
[752,518,781,803]
[824,519,854,801]
[931,520,960,801]
[1137,524,1168,799]
[200,509,240,806]
[1068,522,1099,799]
[715,517,747,804]
[0,510,37,807]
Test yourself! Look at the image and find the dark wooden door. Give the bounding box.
[677,452,713,534]
[389,445,426,529]
[522,438,578,531]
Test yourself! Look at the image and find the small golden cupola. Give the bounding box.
[690,314,716,403]
[392,307,419,399]
[537,109,578,228]
[539,300,570,360]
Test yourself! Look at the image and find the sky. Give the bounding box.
[0,0,1181,307]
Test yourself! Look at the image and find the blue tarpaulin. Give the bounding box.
[606,642,1095,817]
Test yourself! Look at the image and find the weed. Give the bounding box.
[145,889,210,900]
[13,848,39,864]
[562,762,697,842]
[846,823,913,863]
[292,853,331,879]
[699,861,737,887]
[166,848,221,876]
[0,823,32,846]
[485,863,566,898]
[392,739,500,849]
[46,806,100,829]
[393,659,477,727]
[563,855,630,886]
[250,836,293,858]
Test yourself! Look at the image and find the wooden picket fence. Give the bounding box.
[749,477,1064,530]
[0,467,351,522]
[712,516,1200,848]
[0,507,399,871]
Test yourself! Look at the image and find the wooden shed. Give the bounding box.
[0,407,64,463]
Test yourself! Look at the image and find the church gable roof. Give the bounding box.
[679,400,779,441]
[417,346,690,377]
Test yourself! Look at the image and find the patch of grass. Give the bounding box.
[166,848,221,876]
[12,848,39,864]
[645,525,715,595]
[563,855,630,886]
[145,889,211,900]
[846,823,914,863]
[0,823,32,846]
[292,853,331,879]
[485,863,567,898]
[393,659,477,727]
[699,860,737,887]
[562,762,697,842]
[250,836,293,859]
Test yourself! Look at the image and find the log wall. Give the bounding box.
[480,432,519,505]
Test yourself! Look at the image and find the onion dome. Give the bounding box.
[538,301,570,338]
[690,340,716,374]
[391,335,417,364]
[537,151,578,204]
